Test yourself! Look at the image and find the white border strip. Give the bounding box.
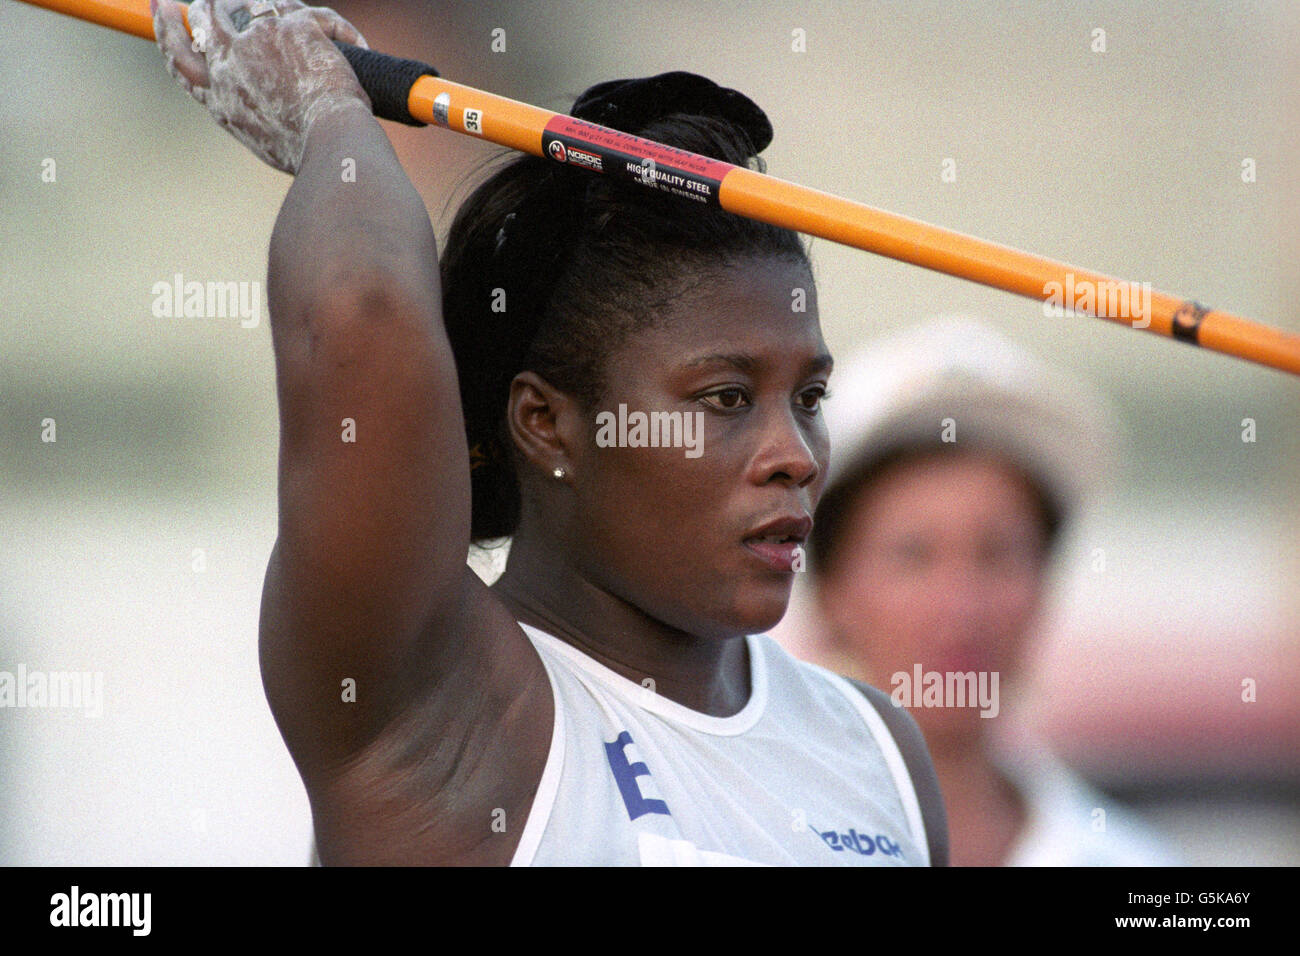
[508,638,567,867]
[820,671,930,866]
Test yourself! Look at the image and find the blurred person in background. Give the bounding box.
[808,316,1180,866]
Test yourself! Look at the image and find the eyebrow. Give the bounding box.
[680,352,834,376]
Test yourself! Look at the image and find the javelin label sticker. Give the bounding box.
[542,115,736,206]
[432,92,450,127]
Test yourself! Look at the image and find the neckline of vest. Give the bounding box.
[516,622,769,737]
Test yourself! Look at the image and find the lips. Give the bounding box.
[742,514,812,573]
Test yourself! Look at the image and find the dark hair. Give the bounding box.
[441,73,810,542]
[809,442,1065,577]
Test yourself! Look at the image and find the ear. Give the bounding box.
[505,370,584,478]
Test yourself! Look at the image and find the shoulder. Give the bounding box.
[1003,751,1181,867]
[844,677,950,867]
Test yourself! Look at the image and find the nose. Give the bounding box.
[929,561,996,639]
[750,406,823,489]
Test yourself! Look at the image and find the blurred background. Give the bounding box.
[1,0,1296,864]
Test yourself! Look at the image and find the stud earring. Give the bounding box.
[552,466,567,480]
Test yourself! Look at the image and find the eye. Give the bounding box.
[977,533,1043,571]
[699,386,751,411]
[796,385,829,412]
[891,539,934,570]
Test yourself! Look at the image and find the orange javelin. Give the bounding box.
[17,0,1300,377]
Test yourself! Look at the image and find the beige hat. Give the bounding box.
[823,315,1122,524]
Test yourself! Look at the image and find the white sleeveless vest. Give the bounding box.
[510,623,929,866]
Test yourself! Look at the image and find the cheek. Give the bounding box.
[985,571,1045,652]
[824,565,927,660]
[599,442,716,504]
[996,573,1042,618]
[864,576,938,663]
[581,409,755,520]
[575,444,727,571]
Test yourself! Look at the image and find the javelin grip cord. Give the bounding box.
[333,42,436,127]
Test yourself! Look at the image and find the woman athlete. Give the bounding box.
[152,0,948,866]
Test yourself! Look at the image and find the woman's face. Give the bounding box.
[815,449,1050,746]
[568,255,830,639]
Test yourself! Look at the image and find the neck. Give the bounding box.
[492,521,751,717]
[928,740,1029,866]
[928,739,1025,811]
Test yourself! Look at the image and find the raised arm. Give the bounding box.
[260,94,475,769]
[152,1,531,784]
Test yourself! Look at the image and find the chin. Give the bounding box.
[726,582,794,635]
[656,568,795,639]
[917,711,989,750]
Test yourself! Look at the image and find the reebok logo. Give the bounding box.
[815,826,904,859]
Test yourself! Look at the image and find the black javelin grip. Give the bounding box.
[332,41,438,126]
